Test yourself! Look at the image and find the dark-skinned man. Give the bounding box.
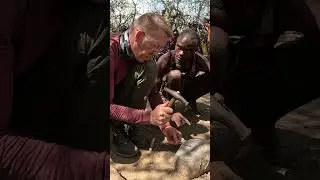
[156,29,210,114]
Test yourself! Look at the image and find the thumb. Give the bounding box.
[178,113,191,125]
[160,101,170,107]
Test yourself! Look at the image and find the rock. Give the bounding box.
[175,138,210,178]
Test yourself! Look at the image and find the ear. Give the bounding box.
[135,29,145,44]
[204,23,210,32]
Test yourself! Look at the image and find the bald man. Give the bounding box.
[110,13,188,158]
[156,29,211,114]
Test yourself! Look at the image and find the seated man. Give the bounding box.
[156,29,210,114]
[110,13,187,158]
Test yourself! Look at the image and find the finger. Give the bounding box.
[163,114,171,122]
[173,133,180,144]
[180,114,191,125]
[164,131,174,144]
[171,113,185,127]
[158,121,167,126]
[177,130,182,138]
[177,132,182,144]
[162,107,173,114]
[173,118,182,127]
[160,111,171,118]
[160,112,166,118]
[166,136,174,144]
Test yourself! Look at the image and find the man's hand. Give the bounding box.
[161,124,182,145]
[150,101,173,126]
[171,112,190,127]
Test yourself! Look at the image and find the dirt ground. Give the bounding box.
[110,94,210,180]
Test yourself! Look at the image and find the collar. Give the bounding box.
[120,30,134,58]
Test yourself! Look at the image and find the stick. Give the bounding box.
[149,138,156,152]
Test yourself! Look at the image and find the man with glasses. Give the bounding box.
[156,29,210,114]
[110,13,187,158]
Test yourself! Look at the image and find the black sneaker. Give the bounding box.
[111,129,140,158]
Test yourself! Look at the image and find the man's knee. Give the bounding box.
[167,69,182,82]
[165,70,182,91]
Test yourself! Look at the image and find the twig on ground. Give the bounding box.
[149,137,156,151]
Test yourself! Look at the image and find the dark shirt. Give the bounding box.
[0,1,108,179]
[109,32,163,124]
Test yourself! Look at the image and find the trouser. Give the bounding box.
[111,59,158,130]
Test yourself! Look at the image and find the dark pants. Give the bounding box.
[164,70,211,103]
[111,60,158,130]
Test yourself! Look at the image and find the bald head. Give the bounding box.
[128,13,173,62]
[174,29,200,68]
[130,13,173,38]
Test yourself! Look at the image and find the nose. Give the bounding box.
[178,50,184,56]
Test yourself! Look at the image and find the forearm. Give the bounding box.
[0,132,108,180]
[156,53,171,103]
[110,104,151,124]
[156,76,163,93]
[155,77,168,102]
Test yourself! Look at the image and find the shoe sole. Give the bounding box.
[110,143,140,158]
[112,150,140,158]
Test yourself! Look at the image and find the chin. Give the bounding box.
[136,58,145,63]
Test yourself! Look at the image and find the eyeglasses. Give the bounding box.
[143,35,165,53]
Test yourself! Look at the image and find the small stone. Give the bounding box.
[175,139,210,178]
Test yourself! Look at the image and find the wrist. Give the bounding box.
[141,109,152,124]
